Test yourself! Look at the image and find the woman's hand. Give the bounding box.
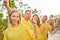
[3,0,9,6]
[41,27,46,33]
[32,20,37,26]
[32,20,38,38]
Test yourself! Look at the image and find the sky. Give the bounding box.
[22,0,60,17]
[0,0,60,19]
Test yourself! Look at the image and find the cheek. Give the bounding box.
[35,17,38,21]
[43,19,45,21]
[10,17,15,22]
[33,18,37,21]
[36,18,38,21]
[10,17,14,21]
[27,14,30,17]
[17,18,20,21]
[29,15,31,17]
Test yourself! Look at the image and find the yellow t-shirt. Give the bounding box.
[21,18,35,40]
[35,26,43,40]
[4,24,26,40]
[40,22,52,40]
[21,18,34,30]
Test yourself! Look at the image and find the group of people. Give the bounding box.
[3,0,58,40]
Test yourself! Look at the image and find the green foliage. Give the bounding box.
[21,13,24,17]
[58,15,60,30]
[0,13,8,33]
[0,13,3,18]
[9,0,15,8]
[32,8,38,14]
[19,2,23,4]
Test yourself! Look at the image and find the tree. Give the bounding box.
[58,14,60,30]
[0,13,3,19]
[0,0,8,40]
[32,8,38,14]
[9,0,16,8]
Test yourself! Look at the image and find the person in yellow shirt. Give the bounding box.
[3,0,35,40]
[21,10,35,40]
[48,15,54,31]
[4,9,27,40]
[31,14,43,40]
[40,15,54,40]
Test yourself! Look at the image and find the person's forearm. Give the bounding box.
[34,25,37,38]
[5,5,12,13]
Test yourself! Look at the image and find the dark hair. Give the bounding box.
[25,10,31,13]
[44,15,47,18]
[43,15,48,19]
[50,15,54,17]
[9,9,21,24]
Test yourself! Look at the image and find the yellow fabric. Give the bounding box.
[40,22,52,40]
[21,18,34,30]
[35,26,43,40]
[4,24,27,40]
[21,18,35,40]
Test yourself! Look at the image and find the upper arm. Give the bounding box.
[4,29,8,40]
[48,24,53,33]
[26,26,35,39]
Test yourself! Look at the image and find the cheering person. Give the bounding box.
[4,10,27,40]
[40,15,54,40]
[31,14,43,40]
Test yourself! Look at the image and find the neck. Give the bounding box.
[12,23,19,27]
[42,21,45,23]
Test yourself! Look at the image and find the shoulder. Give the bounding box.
[4,28,10,34]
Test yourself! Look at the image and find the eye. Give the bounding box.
[12,15,15,17]
[17,16,19,18]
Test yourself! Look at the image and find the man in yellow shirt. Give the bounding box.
[21,10,35,40]
[40,15,53,40]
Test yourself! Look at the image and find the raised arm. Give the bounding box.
[3,0,12,13]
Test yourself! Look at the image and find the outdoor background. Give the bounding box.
[0,0,60,40]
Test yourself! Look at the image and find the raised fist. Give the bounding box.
[41,27,46,33]
[3,0,9,6]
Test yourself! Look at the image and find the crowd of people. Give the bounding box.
[3,0,59,40]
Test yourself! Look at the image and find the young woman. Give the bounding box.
[4,9,27,40]
[31,14,43,40]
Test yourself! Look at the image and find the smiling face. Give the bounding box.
[32,15,38,22]
[9,10,21,25]
[42,15,47,23]
[32,14,40,26]
[24,10,31,21]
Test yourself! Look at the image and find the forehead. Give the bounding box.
[43,16,47,18]
[25,12,31,15]
[33,15,38,18]
[11,12,19,16]
[25,10,31,13]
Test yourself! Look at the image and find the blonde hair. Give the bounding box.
[9,9,21,24]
